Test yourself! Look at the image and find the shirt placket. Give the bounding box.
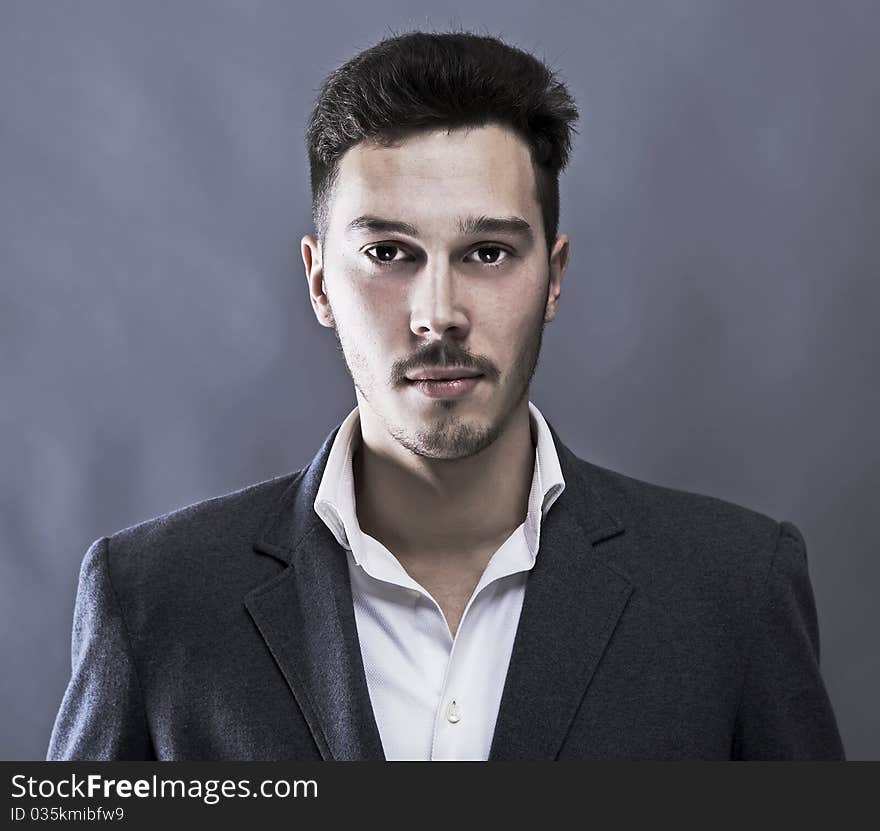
[428,602,469,761]
[426,542,526,761]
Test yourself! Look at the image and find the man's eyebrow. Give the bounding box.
[345,214,534,240]
[457,215,533,239]
[346,215,420,236]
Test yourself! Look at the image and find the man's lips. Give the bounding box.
[405,368,483,381]
[407,375,483,399]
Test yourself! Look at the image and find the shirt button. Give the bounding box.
[446,699,461,724]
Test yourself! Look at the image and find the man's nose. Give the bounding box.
[409,257,470,340]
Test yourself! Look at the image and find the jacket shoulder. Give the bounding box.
[99,470,304,588]
[574,455,783,558]
[115,471,299,544]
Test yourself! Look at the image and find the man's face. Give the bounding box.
[302,123,568,460]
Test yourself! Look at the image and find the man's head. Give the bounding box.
[301,31,578,461]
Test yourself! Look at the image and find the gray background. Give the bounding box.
[2,0,877,760]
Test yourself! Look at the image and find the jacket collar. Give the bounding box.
[245,416,631,760]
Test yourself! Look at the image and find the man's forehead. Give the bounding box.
[331,124,540,231]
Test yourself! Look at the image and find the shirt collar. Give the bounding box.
[313,400,566,569]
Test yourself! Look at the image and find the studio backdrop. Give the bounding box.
[1,0,877,760]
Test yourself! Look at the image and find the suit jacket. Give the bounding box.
[47,418,846,760]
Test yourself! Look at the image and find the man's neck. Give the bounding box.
[352,399,536,560]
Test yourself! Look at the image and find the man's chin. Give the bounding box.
[392,416,501,460]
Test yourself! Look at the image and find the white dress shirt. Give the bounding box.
[313,401,566,760]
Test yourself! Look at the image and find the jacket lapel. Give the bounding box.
[245,416,633,761]
[488,424,632,760]
[245,425,386,760]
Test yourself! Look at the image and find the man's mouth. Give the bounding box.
[405,368,483,382]
[406,376,482,382]
[405,375,484,399]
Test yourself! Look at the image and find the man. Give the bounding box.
[47,31,845,761]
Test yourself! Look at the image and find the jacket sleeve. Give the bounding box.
[47,536,154,760]
[731,520,846,759]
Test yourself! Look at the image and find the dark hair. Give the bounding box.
[306,31,579,254]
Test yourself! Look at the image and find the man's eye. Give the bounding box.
[365,244,408,264]
[467,246,510,266]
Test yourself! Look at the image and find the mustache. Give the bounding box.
[395,342,499,384]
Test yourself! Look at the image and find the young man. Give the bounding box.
[47,31,845,761]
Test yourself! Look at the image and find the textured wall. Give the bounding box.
[2,0,877,759]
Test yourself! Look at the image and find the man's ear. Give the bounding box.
[544,233,570,323]
[301,234,335,328]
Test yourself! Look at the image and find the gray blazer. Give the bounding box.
[47,419,846,760]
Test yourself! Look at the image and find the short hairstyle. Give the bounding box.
[306,31,579,254]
